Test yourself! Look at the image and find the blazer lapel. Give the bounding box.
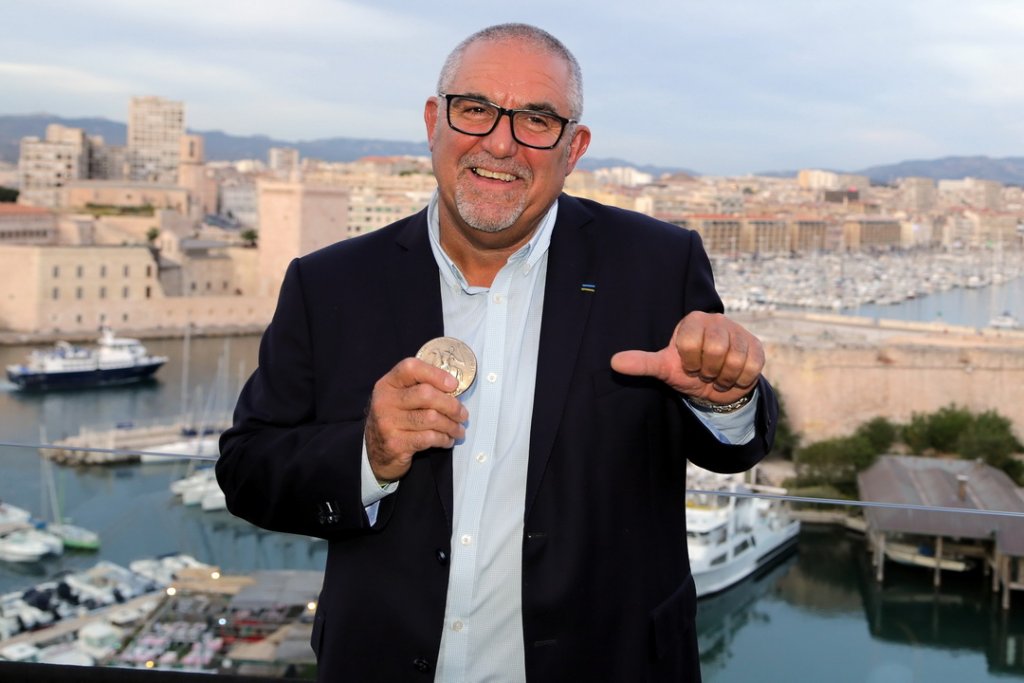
[386,210,453,525]
[525,195,596,519]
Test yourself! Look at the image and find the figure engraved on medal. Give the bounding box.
[416,337,478,397]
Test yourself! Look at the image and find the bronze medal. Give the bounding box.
[415,337,478,397]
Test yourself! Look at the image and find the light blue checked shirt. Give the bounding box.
[361,191,757,682]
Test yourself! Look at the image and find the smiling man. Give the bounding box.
[218,23,778,683]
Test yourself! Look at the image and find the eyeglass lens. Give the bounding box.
[447,96,565,149]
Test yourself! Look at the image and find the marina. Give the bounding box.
[1,276,1024,678]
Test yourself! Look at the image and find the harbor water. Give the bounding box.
[2,300,1023,679]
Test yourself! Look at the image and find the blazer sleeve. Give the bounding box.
[216,258,373,539]
[674,229,779,473]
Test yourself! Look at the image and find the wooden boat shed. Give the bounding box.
[858,455,1024,608]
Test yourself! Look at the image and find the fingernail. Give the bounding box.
[713,384,728,393]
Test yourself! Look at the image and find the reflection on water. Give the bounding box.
[697,525,1024,681]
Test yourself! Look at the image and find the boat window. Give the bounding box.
[710,553,727,566]
[734,539,752,555]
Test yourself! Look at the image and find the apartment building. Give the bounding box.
[128,96,185,183]
[741,217,789,255]
[268,147,300,178]
[842,217,903,250]
[17,124,89,208]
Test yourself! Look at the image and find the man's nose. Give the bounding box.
[481,111,518,157]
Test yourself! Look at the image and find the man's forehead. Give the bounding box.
[449,39,570,103]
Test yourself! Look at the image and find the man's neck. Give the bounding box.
[439,222,537,288]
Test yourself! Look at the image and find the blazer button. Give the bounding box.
[435,549,448,565]
[412,657,431,673]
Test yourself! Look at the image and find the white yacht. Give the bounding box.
[5,327,168,390]
[686,466,800,598]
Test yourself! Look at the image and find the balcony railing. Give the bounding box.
[2,437,1024,681]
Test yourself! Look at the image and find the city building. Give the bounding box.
[256,180,349,297]
[17,125,89,208]
[127,96,185,184]
[0,204,58,245]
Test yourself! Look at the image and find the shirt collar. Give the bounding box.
[426,190,559,292]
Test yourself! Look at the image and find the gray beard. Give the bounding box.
[453,185,528,233]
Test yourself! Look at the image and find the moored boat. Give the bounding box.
[5,327,168,390]
[686,466,801,598]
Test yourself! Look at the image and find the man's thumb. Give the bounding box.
[610,349,666,380]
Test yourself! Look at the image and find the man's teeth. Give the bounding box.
[473,168,516,182]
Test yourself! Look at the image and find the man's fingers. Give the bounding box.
[388,357,459,393]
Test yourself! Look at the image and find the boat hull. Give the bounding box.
[6,360,165,391]
[693,524,800,598]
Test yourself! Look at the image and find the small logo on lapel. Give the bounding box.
[580,283,597,293]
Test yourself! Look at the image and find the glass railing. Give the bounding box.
[3,436,1024,681]
[3,333,1024,680]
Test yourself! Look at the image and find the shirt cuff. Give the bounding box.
[683,387,758,445]
[361,439,399,508]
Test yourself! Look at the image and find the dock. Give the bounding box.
[40,414,230,465]
[858,455,1024,609]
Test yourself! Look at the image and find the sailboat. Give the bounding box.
[39,433,100,551]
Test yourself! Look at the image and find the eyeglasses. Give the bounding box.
[439,93,577,150]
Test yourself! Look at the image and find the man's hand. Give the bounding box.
[610,311,764,404]
[365,358,468,482]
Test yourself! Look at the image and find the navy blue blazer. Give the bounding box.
[218,193,777,682]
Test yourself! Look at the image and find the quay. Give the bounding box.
[41,415,230,465]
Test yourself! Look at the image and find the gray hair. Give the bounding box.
[436,23,584,120]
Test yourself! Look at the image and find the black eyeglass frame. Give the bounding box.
[439,92,578,150]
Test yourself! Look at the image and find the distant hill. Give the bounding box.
[0,113,687,175]
[6,114,1020,184]
[855,156,1024,186]
[758,156,1024,186]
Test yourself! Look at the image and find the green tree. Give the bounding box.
[772,391,800,459]
[855,416,897,454]
[926,404,973,451]
[795,435,876,493]
[957,410,1023,469]
[902,412,931,453]
[240,229,258,247]
[146,227,160,244]
[0,186,18,203]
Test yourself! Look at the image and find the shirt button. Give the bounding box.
[452,620,464,632]
[476,452,487,463]
[460,534,472,546]
[493,294,503,304]
[487,372,498,383]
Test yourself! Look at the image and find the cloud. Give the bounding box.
[0,62,131,97]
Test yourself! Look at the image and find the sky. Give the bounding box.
[2,0,1023,176]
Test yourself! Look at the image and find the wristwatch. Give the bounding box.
[685,392,754,414]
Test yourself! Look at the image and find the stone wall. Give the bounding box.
[745,312,1024,443]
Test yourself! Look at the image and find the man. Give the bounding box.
[218,23,777,682]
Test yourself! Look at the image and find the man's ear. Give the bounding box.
[424,97,441,151]
[564,124,591,175]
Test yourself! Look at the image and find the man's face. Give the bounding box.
[424,38,590,247]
